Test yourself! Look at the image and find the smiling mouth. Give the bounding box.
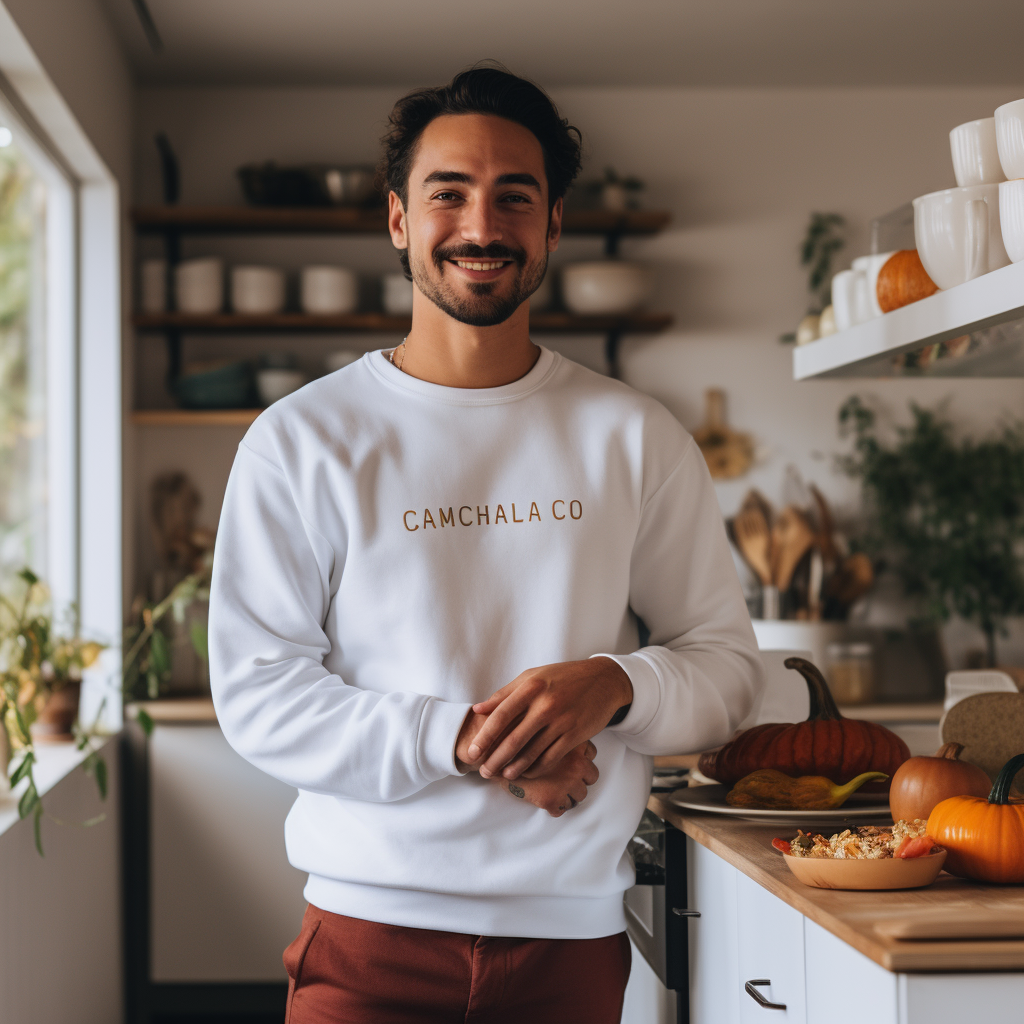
[452,259,512,271]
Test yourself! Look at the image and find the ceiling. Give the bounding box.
[99,0,1024,89]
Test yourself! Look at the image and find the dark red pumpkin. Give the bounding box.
[698,657,909,791]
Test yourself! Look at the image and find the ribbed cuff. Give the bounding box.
[416,698,475,780]
[591,652,662,737]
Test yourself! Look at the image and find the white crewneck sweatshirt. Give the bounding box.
[209,347,762,939]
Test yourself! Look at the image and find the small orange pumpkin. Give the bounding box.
[889,742,992,823]
[927,752,1024,883]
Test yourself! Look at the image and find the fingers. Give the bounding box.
[584,740,597,760]
[471,680,515,716]
[582,758,600,787]
[467,694,533,763]
[519,735,576,780]
[480,719,550,779]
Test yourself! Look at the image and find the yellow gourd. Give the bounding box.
[726,769,889,810]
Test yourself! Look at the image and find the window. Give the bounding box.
[0,95,76,612]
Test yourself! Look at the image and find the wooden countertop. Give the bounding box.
[132,697,217,723]
[648,792,1024,972]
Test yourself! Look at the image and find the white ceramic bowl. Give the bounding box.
[913,183,1010,289]
[256,368,305,405]
[530,269,554,311]
[382,273,414,315]
[995,98,1024,181]
[999,178,1024,263]
[231,265,286,315]
[301,265,357,315]
[950,117,1005,187]
[561,261,651,315]
[175,257,223,314]
[324,350,362,373]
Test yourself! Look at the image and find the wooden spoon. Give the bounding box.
[770,505,816,593]
[733,505,772,586]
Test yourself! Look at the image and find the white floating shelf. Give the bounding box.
[793,260,1024,380]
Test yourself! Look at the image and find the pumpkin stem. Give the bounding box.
[938,742,965,761]
[989,752,1024,805]
[784,657,843,722]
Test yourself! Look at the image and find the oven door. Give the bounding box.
[624,810,695,1024]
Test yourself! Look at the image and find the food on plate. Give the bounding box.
[926,752,1024,884]
[726,768,888,810]
[771,819,941,860]
[698,657,909,792]
[888,742,992,822]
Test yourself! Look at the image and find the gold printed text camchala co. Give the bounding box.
[403,501,583,532]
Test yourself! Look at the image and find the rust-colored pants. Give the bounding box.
[284,904,631,1024]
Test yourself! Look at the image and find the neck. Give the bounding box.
[396,288,540,388]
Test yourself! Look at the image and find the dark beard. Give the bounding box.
[409,242,547,327]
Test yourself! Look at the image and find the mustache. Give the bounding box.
[433,243,526,267]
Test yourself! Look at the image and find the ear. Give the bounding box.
[547,196,563,254]
[388,191,408,250]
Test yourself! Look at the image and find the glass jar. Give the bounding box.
[826,641,876,705]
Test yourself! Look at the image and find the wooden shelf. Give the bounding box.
[133,310,673,334]
[131,409,261,426]
[131,204,671,237]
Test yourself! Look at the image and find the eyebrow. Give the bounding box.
[421,170,543,191]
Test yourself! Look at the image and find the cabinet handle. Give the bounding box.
[671,908,701,917]
[744,979,787,1011]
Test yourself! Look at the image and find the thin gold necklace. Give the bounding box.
[389,337,408,371]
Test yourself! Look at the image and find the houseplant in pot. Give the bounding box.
[0,567,106,848]
[840,396,1024,667]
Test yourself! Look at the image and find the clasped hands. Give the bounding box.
[455,656,632,818]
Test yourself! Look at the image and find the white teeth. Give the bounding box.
[455,260,506,271]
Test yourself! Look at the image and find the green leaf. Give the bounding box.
[93,756,108,800]
[18,780,38,818]
[81,813,106,827]
[136,708,154,736]
[18,567,38,586]
[189,622,208,661]
[8,750,34,785]
[149,627,170,676]
[33,801,43,856]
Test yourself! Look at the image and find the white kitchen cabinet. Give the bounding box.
[736,872,806,1024]
[687,836,740,1024]
[149,722,307,981]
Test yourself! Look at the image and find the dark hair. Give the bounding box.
[379,64,582,212]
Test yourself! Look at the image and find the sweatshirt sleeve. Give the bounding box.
[208,441,472,802]
[598,439,763,755]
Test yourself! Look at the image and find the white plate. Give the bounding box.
[668,784,891,825]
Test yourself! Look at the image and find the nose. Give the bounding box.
[459,194,502,249]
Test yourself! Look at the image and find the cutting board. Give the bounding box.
[874,907,1024,941]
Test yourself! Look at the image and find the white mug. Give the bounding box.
[382,273,414,315]
[231,265,286,315]
[999,178,1024,263]
[141,258,167,313]
[175,257,223,314]
[913,183,1010,289]
[831,269,869,331]
[301,265,357,315]
[995,98,1024,181]
[950,118,1005,187]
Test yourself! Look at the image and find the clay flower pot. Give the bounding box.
[31,681,81,743]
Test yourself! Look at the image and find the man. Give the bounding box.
[209,66,762,1024]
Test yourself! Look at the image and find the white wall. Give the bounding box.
[132,83,1024,665]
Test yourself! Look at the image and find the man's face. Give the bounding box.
[389,113,561,327]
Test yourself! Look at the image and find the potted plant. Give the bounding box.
[0,568,106,850]
[839,397,1024,667]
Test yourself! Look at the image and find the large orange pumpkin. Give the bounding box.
[927,752,1024,883]
[698,657,909,790]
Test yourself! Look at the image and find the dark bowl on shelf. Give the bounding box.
[173,361,256,409]
[237,163,380,208]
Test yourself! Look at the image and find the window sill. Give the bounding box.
[0,734,115,839]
